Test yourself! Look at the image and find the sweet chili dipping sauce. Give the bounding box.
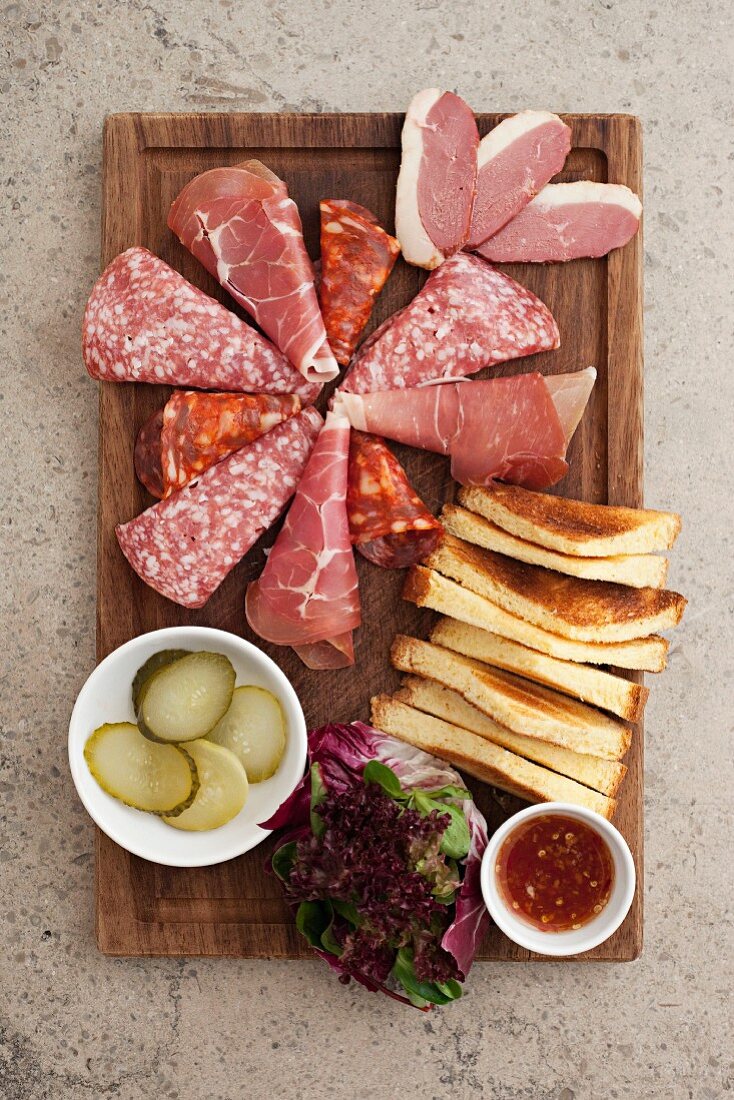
[496,814,614,931]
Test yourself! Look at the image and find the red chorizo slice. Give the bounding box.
[160,390,302,498]
[134,407,165,499]
[318,199,400,366]
[347,431,442,569]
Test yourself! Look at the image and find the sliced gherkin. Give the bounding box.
[163,740,248,831]
[84,722,198,816]
[136,651,235,743]
[131,649,192,711]
[207,686,286,783]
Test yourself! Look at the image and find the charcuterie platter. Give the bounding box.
[94,110,647,962]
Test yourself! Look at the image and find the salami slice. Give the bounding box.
[347,431,443,569]
[318,199,400,365]
[83,247,319,401]
[160,390,302,497]
[134,408,165,499]
[116,408,322,609]
[341,252,559,394]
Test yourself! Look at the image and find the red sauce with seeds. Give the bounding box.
[496,814,614,932]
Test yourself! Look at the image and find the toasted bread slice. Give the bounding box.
[390,635,632,759]
[430,617,648,722]
[370,695,616,819]
[396,677,627,798]
[442,503,668,589]
[424,535,686,643]
[403,566,669,672]
[459,483,681,557]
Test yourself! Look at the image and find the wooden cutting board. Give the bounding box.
[96,112,643,960]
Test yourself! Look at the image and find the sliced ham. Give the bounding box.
[341,252,559,395]
[476,182,642,263]
[83,247,319,400]
[245,412,361,669]
[116,407,322,609]
[395,89,479,269]
[168,161,339,384]
[466,111,571,249]
[333,369,596,490]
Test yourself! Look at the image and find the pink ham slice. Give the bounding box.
[341,252,559,395]
[466,111,572,250]
[333,368,596,490]
[395,89,479,269]
[83,247,319,400]
[476,182,642,262]
[168,161,339,384]
[116,408,322,609]
[245,412,361,669]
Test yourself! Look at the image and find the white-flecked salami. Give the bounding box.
[341,252,559,394]
[83,247,320,401]
[116,407,322,609]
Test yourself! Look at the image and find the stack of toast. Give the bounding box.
[371,484,686,819]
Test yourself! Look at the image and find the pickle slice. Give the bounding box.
[207,686,286,783]
[163,740,248,831]
[136,652,235,743]
[84,722,198,815]
[132,649,192,711]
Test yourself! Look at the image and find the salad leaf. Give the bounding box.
[272,841,297,883]
[392,948,463,1007]
[363,759,405,800]
[260,722,490,1007]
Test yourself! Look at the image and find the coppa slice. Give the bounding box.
[476,182,642,263]
[341,252,559,394]
[466,111,571,249]
[82,247,318,401]
[168,161,339,384]
[318,199,400,365]
[347,431,443,569]
[334,369,595,490]
[395,88,479,269]
[117,407,322,609]
[160,390,302,497]
[245,412,361,668]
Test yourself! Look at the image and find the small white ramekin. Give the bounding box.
[480,802,636,956]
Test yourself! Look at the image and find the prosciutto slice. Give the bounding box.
[245,412,361,669]
[333,369,596,490]
[395,89,479,269]
[466,111,571,249]
[168,161,339,384]
[342,252,559,395]
[476,182,642,263]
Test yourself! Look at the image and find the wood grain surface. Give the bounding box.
[95,112,643,960]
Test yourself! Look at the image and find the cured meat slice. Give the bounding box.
[395,89,479,269]
[341,252,559,394]
[466,111,571,249]
[168,161,339,384]
[82,247,318,400]
[245,413,361,668]
[160,390,302,497]
[347,431,443,568]
[476,182,642,263]
[116,407,322,609]
[134,408,165,499]
[293,632,356,671]
[318,199,400,365]
[333,369,596,490]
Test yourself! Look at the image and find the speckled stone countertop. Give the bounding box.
[2,1,732,1097]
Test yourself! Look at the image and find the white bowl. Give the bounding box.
[480,802,636,957]
[68,626,307,867]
